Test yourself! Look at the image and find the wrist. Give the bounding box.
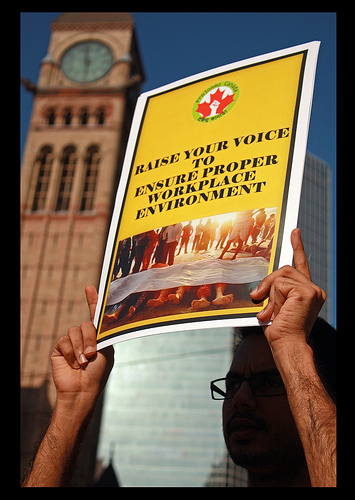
[269,339,317,385]
[54,392,98,433]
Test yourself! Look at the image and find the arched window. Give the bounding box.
[80,146,99,211]
[46,108,56,126]
[63,108,72,125]
[32,146,53,211]
[96,108,105,125]
[55,146,76,211]
[80,108,89,125]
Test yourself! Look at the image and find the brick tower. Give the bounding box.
[20,12,144,483]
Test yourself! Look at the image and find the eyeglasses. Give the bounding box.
[210,373,286,400]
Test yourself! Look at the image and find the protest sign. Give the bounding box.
[94,41,320,349]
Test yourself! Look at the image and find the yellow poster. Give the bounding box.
[94,42,319,348]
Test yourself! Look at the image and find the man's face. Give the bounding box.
[222,333,305,474]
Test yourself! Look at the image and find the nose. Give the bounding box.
[232,380,257,410]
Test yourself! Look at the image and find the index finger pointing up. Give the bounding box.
[291,228,311,280]
[85,285,98,322]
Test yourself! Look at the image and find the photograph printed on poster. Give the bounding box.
[101,207,276,335]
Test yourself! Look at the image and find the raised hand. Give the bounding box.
[250,228,326,349]
[51,286,114,409]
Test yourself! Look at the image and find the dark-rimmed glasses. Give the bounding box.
[210,373,286,400]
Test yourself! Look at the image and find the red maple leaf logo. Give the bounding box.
[196,100,212,118]
[196,87,235,118]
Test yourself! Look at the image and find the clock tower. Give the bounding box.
[21,13,144,484]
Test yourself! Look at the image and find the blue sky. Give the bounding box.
[20,12,336,324]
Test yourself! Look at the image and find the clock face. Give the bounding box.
[61,41,113,83]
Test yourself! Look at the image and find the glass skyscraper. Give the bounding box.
[298,151,334,325]
[96,327,246,486]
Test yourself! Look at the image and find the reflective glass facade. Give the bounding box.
[97,327,247,486]
[298,152,333,324]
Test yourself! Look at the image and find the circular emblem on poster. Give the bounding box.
[192,81,239,123]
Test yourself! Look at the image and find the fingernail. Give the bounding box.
[73,360,80,369]
[79,353,88,365]
[250,284,260,295]
[84,346,95,355]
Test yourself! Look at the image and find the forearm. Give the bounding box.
[272,342,336,487]
[22,400,93,487]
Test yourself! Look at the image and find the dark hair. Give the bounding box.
[234,317,336,403]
